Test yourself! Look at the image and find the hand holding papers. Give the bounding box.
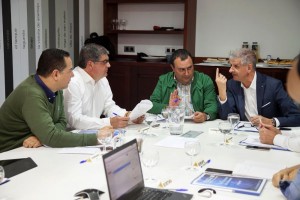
[129,99,153,121]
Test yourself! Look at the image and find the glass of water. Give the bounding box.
[227,113,240,134]
[218,122,233,146]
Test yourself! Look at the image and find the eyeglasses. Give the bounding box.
[94,60,110,65]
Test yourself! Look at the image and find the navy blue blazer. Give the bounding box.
[218,72,300,127]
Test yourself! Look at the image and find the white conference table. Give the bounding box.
[0,119,299,200]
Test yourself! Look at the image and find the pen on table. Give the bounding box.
[198,160,205,167]
[279,127,291,131]
[0,178,10,185]
[201,159,211,168]
[80,153,101,164]
[113,112,120,116]
[167,188,188,192]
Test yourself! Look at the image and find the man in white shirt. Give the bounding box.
[259,54,300,152]
[215,48,300,127]
[63,44,143,130]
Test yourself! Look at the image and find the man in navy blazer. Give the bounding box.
[215,48,300,127]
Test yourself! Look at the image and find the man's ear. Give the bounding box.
[51,69,60,81]
[247,63,253,72]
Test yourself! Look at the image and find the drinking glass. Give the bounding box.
[161,107,169,120]
[141,150,159,182]
[144,114,158,136]
[97,131,113,153]
[184,141,201,171]
[0,166,4,183]
[227,113,240,134]
[218,122,233,146]
[119,19,127,30]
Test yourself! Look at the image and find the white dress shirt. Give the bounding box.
[63,67,126,130]
[274,132,300,153]
[242,72,258,121]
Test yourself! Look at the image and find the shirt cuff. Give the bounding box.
[273,134,286,148]
[274,118,280,127]
[218,96,227,104]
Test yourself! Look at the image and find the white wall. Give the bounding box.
[196,0,300,59]
[89,0,103,35]
[90,0,300,59]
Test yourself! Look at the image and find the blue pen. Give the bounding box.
[168,188,188,192]
[113,112,119,116]
[201,159,211,168]
[80,159,87,164]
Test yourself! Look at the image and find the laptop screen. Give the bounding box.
[103,139,144,200]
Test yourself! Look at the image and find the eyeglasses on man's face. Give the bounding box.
[94,60,110,65]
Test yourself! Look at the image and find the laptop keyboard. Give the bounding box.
[136,188,172,200]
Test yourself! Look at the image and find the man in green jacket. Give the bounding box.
[149,49,217,123]
[0,49,113,153]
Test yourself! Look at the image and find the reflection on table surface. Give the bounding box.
[1,119,299,200]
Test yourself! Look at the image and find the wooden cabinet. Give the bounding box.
[107,61,289,110]
[107,60,171,110]
[103,0,197,56]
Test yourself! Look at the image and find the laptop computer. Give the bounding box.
[102,139,193,200]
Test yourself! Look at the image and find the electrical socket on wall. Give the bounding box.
[124,46,135,53]
[165,47,176,54]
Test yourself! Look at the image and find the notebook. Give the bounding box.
[0,157,37,178]
[102,139,193,200]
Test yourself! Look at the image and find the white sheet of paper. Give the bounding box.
[233,160,285,180]
[58,147,101,155]
[129,99,153,121]
[154,136,198,149]
[239,135,288,150]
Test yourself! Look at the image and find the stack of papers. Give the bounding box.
[239,135,289,151]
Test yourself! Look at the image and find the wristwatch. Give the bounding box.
[205,113,210,121]
[272,118,276,127]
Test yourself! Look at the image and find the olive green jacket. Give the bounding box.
[0,76,98,153]
[149,71,218,120]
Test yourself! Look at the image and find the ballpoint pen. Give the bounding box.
[113,112,120,116]
[167,188,188,192]
[201,159,211,168]
[80,153,101,164]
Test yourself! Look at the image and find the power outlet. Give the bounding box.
[165,47,176,54]
[124,46,135,53]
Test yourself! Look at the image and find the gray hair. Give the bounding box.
[78,43,109,68]
[229,48,257,70]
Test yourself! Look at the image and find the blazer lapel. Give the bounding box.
[236,85,246,120]
[256,72,265,115]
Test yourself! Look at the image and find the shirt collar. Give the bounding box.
[34,74,57,103]
[75,67,96,85]
[241,72,257,90]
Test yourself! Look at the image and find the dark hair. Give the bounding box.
[36,49,70,77]
[170,49,192,66]
[78,43,109,69]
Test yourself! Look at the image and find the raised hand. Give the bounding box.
[215,68,227,101]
